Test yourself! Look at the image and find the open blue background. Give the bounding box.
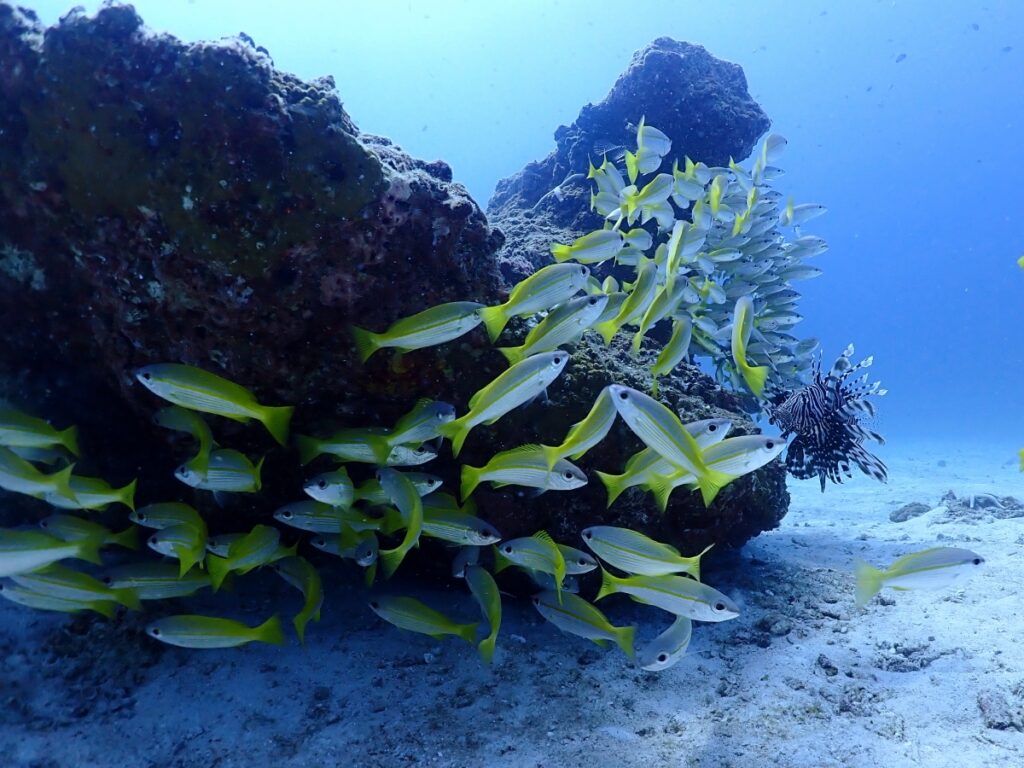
[29,0,1024,446]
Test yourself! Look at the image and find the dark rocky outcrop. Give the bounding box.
[488,37,770,283]
[0,5,786,560]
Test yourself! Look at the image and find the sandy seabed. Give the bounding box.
[3,438,1023,768]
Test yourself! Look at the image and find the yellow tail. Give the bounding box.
[478,633,496,665]
[256,614,286,646]
[855,560,884,608]
[478,304,509,343]
[550,243,573,262]
[117,479,138,511]
[350,325,381,363]
[740,363,769,399]
[460,464,482,501]
[60,425,81,457]
[695,469,734,507]
[616,624,637,660]
[496,346,523,365]
[294,434,322,466]
[595,470,627,508]
[260,405,294,447]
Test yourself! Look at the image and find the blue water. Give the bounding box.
[30,0,1024,445]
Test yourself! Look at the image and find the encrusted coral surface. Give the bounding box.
[0,5,786,557]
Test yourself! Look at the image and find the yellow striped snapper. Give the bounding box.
[146,614,285,648]
[855,547,984,608]
[550,229,624,265]
[478,263,590,342]
[0,406,79,455]
[206,525,295,590]
[540,386,616,470]
[368,595,478,645]
[638,615,693,671]
[147,524,207,577]
[596,569,739,622]
[460,445,587,499]
[376,468,424,578]
[40,475,137,512]
[350,301,485,363]
[104,562,211,600]
[175,448,263,493]
[650,318,692,396]
[272,556,323,644]
[593,256,659,344]
[441,351,569,457]
[135,363,293,446]
[303,467,354,507]
[421,507,501,546]
[0,580,118,618]
[41,514,138,550]
[0,529,101,577]
[0,445,75,500]
[130,502,205,532]
[608,386,732,506]
[273,500,382,534]
[11,563,140,611]
[494,531,565,600]
[385,399,456,450]
[465,565,501,664]
[153,405,215,474]
[295,429,432,467]
[581,526,711,579]
[532,590,635,658]
[353,472,442,505]
[497,294,607,365]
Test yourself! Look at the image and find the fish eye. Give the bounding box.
[317,479,327,489]
[142,372,152,381]
[553,356,563,365]
[136,513,147,522]
[617,390,629,400]
[40,520,48,528]
[714,602,727,612]
[972,558,982,565]
[579,266,587,275]
[765,441,775,449]
[282,511,293,519]
[563,471,573,480]
[532,596,540,605]
[503,546,513,554]
[369,601,379,610]
[708,424,717,432]
[657,653,668,663]
[151,627,160,636]
[102,576,112,585]
[583,531,592,539]
[578,559,587,566]
[313,537,325,546]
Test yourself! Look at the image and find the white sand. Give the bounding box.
[3,439,1023,768]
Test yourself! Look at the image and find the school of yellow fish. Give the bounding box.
[0,122,984,669]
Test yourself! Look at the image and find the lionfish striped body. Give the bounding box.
[768,344,887,491]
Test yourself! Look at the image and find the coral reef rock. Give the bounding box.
[483,37,786,556]
[0,6,786,560]
[488,36,770,283]
[0,2,503,450]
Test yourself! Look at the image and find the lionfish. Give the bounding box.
[767,344,887,491]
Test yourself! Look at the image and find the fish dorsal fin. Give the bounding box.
[500,444,545,458]
[531,530,556,549]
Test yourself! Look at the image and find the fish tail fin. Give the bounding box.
[112,587,142,611]
[650,375,661,398]
[478,304,508,343]
[294,434,322,466]
[256,614,287,646]
[60,425,81,457]
[380,547,405,579]
[117,479,138,511]
[630,329,645,357]
[689,543,714,582]
[50,464,75,501]
[350,325,381,363]
[74,537,103,566]
[460,464,481,501]
[293,615,308,645]
[495,346,522,365]
[492,546,511,574]
[440,418,471,458]
[457,621,480,646]
[741,363,769,399]
[855,560,884,608]
[112,525,140,551]
[648,476,674,514]
[696,469,733,507]
[595,471,625,508]
[206,555,231,591]
[478,633,496,665]
[260,405,294,447]
[595,567,618,602]
[592,320,618,346]
[89,600,116,619]
[616,624,637,659]
[550,243,573,262]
